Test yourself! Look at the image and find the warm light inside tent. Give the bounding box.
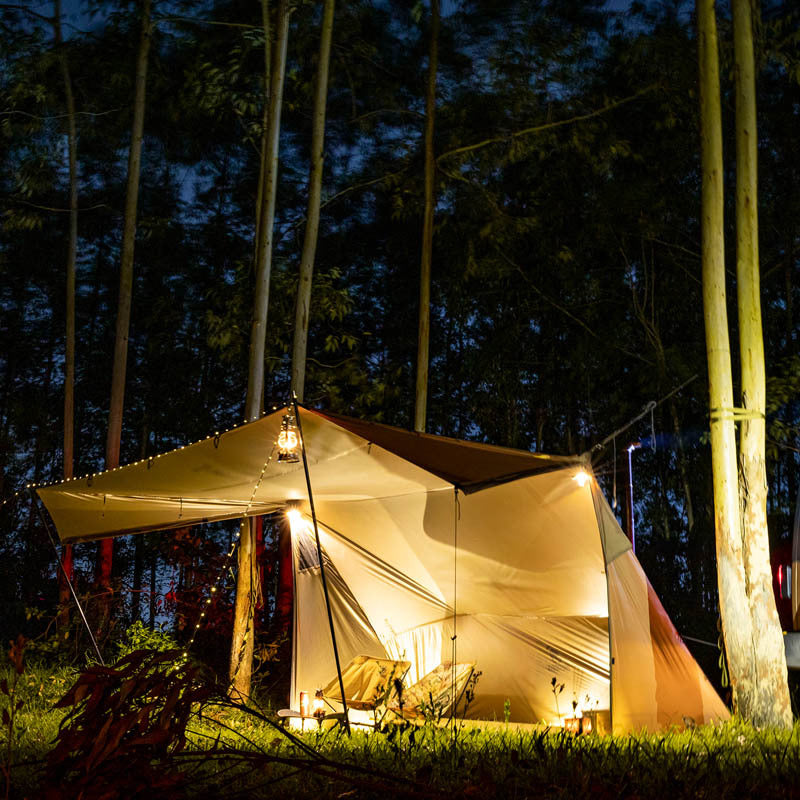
[285,507,303,528]
[277,414,300,463]
[573,469,591,487]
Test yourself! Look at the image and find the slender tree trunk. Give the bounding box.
[53,0,77,625]
[291,0,335,402]
[253,0,271,261]
[732,0,792,727]
[99,0,153,611]
[246,0,289,420]
[697,0,758,718]
[414,0,439,433]
[230,0,290,700]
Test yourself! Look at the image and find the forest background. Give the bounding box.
[1,0,799,694]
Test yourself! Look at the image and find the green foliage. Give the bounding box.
[114,621,180,661]
[1,635,26,799]
[1,658,799,799]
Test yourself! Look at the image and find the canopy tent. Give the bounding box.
[37,406,728,733]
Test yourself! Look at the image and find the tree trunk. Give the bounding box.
[230,0,290,701]
[246,0,290,420]
[414,0,439,433]
[732,0,792,727]
[697,0,758,717]
[253,0,271,261]
[291,0,335,403]
[53,0,77,626]
[100,0,153,608]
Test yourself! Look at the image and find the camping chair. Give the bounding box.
[277,655,411,729]
[385,661,475,723]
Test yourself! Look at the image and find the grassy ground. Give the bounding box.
[3,661,800,799]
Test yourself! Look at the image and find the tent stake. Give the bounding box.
[292,397,351,735]
[29,489,105,665]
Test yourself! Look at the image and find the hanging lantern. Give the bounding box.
[277,413,300,463]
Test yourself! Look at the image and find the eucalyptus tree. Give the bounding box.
[230,0,291,700]
[731,0,791,727]
[414,0,439,433]
[291,0,336,404]
[99,0,154,617]
[50,0,79,623]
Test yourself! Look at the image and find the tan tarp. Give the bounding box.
[36,406,728,731]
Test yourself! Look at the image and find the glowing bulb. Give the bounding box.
[573,469,591,487]
[286,508,303,527]
[277,414,301,463]
[277,429,298,451]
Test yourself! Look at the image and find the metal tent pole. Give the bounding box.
[292,397,350,734]
[29,489,105,665]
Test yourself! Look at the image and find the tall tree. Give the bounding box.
[229,0,291,700]
[291,0,335,403]
[731,0,791,727]
[414,0,439,433]
[100,0,153,605]
[53,0,77,623]
[697,0,759,717]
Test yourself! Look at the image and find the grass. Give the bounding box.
[3,661,800,799]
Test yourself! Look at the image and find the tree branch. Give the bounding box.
[7,198,108,213]
[1,108,122,121]
[437,85,661,165]
[496,246,653,365]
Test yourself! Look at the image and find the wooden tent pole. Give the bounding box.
[292,397,351,734]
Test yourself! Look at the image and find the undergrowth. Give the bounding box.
[2,653,800,799]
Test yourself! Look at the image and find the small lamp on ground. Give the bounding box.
[312,689,325,719]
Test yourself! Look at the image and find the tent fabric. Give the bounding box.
[36,405,728,732]
[314,410,580,492]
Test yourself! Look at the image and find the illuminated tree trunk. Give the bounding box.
[53,0,77,625]
[230,0,290,700]
[697,0,758,717]
[414,0,439,433]
[291,0,335,403]
[732,0,792,727]
[100,0,153,613]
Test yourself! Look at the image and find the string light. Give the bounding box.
[182,418,282,656]
[29,403,295,658]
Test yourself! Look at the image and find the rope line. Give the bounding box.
[709,407,765,422]
[450,487,460,729]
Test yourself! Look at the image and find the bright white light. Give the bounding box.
[286,508,303,528]
[573,469,591,487]
[278,429,299,451]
